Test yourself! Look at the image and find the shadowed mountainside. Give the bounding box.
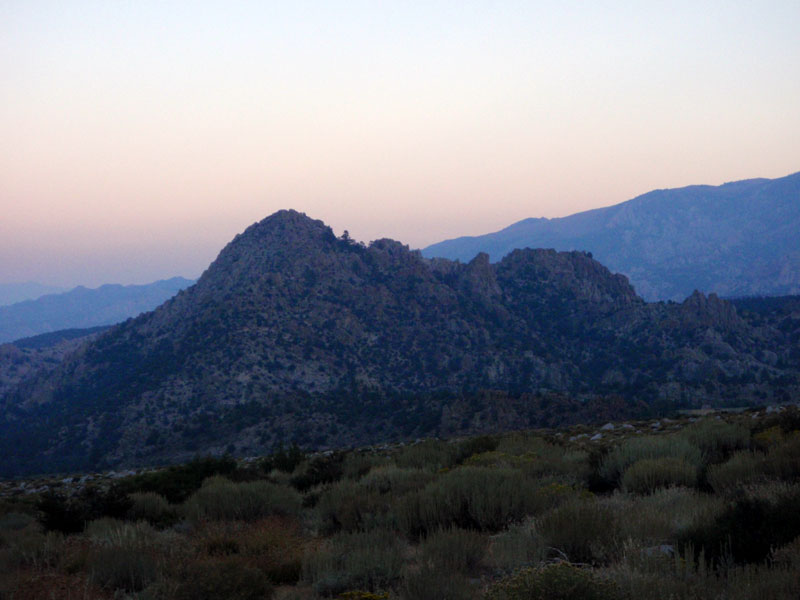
[1,210,798,476]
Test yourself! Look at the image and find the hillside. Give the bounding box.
[0,327,108,399]
[423,172,800,301]
[1,210,798,476]
[0,277,194,344]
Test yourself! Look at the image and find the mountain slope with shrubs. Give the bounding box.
[1,407,799,599]
[1,210,799,476]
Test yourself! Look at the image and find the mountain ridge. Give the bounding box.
[0,277,195,344]
[422,172,800,300]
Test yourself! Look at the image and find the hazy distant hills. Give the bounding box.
[423,172,800,301]
[0,277,194,344]
[2,210,798,476]
[0,282,66,307]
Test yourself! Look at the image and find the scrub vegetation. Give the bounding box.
[1,407,799,599]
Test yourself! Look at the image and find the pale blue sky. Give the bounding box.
[1,1,798,286]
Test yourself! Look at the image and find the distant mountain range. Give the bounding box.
[0,282,66,307]
[0,277,194,344]
[2,210,798,477]
[423,172,800,301]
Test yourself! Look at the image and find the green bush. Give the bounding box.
[763,435,800,480]
[302,529,404,597]
[488,518,547,572]
[85,518,156,546]
[680,484,800,565]
[599,435,703,486]
[291,452,345,491]
[485,562,622,600]
[87,544,158,592]
[454,435,498,463]
[359,466,435,496]
[174,558,273,600]
[681,418,750,463]
[418,527,486,573]
[393,440,457,471]
[184,476,302,521]
[706,451,764,494]
[0,526,64,571]
[621,457,698,494]
[394,466,538,538]
[115,455,237,503]
[316,480,384,534]
[128,492,177,527]
[400,564,477,600]
[37,485,132,534]
[607,487,723,545]
[318,468,435,534]
[536,498,618,564]
[262,444,306,474]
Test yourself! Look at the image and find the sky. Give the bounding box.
[1,1,799,288]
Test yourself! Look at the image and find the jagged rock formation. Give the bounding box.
[1,211,798,476]
[423,171,800,301]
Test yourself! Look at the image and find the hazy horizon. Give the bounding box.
[2,2,799,288]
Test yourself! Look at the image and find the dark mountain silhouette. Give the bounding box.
[0,277,194,344]
[422,172,800,301]
[1,210,798,476]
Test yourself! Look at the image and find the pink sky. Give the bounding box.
[2,2,799,287]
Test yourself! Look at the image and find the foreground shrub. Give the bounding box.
[184,476,301,521]
[83,518,160,592]
[174,558,273,600]
[0,525,64,571]
[291,452,345,491]
[608,487,723,545]
[128,492,177,527]
[194,518,306,584]
[37,486,132,534]
[706,451,763,494]
[302,529,404,597]
[536,498,618,564]
[400,564,477,600]
[393,440,457,471]
[316,480,383,534]
[239,517,306,584]
[486,562,622,600]
[599,436,702,487]
[318,468,438,534]
[621,457,697,494]
[681,418,750,463]
[87,544,158,592]
[115,455,237,503]
[488,518,548,572]
[763,435,800,480]
[395,466,537,538]
[418,527,487,573]
[359,466,435,497]
[680,484,800,565]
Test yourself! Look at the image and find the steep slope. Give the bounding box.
[422,172,800,300]
[0,277,194,343]
[1,210,798,476]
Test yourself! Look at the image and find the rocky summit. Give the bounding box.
[1,210,798,476]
